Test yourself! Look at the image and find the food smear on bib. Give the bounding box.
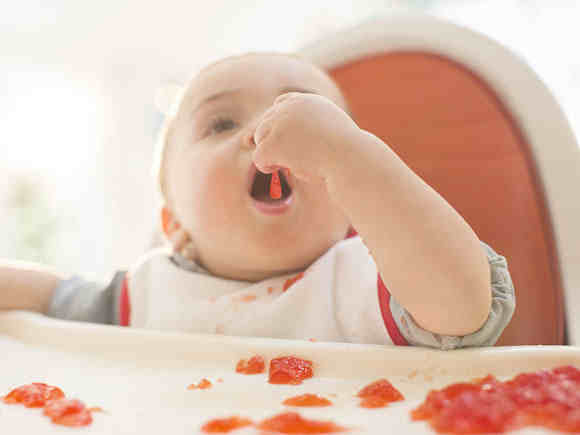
[283,272,304,292]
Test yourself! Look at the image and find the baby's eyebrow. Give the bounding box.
[191,87,318,114]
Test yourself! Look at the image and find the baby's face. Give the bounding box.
[165,54,351,281]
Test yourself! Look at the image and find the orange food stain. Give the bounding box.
[258,412,347,434]
[236,355,266,375]
[239,294,257,302]
[217,378,224,383]
[308,338,317,342]
[3,383,65,408]
[283,272,304,292]
[283,394,332,407]
[201,416,254,433]
[43,398,93,427]
[188,378,212,390]
[88,406,104,413]
[269,356,313,385]
[412,365,580,433]
[357,379,404,408]
[267,287,274,294]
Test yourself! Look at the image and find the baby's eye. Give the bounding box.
[208,117,237,135]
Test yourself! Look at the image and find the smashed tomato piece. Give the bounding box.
[283,393,332,407]
[188,378,212,390]
[3,383,65,408]
[357,379,404,408]
[412,365,580,434]
[236,355,266,374]
[201,416,254,433]
[270,170,282,199]
[269,356,313,385]
[258,412,347,434]
[283,272,304,292]
[43,398,93,427]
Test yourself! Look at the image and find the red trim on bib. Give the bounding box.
[119,277,131,327]
[377,274,408,346]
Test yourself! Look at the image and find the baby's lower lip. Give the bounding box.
[252,194,293,215]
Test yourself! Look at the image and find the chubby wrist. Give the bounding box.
[324,129,388,202]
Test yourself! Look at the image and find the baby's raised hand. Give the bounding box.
[252,92,360,184]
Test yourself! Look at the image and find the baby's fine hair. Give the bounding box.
[151,51,350,206]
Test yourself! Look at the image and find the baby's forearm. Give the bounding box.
[0,261,63,313]
[326,130,491,336]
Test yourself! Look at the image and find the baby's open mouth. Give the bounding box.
[250,169,292,202]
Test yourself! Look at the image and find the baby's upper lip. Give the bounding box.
[246,162,293,195]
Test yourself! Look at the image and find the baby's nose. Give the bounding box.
[241,126,258,150]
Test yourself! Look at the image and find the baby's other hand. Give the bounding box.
[252,92,359,184]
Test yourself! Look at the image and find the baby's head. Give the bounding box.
[156,52,352,282]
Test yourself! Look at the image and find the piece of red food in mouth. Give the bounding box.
[270,170,282,199]
[269,356,313,385]
[251,168,291,202]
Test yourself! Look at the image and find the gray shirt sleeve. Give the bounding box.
[390,240,516,350]
[47,271,126,325]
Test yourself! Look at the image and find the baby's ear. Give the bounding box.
[161,206,179,238]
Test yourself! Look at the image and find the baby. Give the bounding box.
[0,52,515,349]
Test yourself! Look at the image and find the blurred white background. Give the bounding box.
[1,0,579,283]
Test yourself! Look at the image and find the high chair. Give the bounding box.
[300,13,580,346]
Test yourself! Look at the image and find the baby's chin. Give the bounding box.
[200,241,324,282]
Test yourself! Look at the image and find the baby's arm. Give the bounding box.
[326,130,492,337]
[0,261,65,313]
[252,93,492,338]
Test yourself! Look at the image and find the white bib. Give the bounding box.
[126,236,393,344]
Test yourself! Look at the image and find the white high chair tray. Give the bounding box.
[1,311,578,434]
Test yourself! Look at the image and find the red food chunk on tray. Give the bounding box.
[269,356,313,385]
[258,411,347,434]
[2,383,65,408]
[411,365,580,434]
[236,355,266,375]
[43,398,93,427]
[201,416,254,433]
[357,379,404,408]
